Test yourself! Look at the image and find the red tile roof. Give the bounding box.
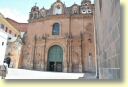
[6,18,28,32]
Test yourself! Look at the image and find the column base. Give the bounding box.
[79,64,82,73]
[63,67,67,72]
[68,64,72,73]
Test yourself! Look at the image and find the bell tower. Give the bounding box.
[29,3,39,20]
[80,0,92,14]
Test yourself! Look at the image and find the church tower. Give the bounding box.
[80,0,92,14]
[29,3,39,19]
[21,0,95,73]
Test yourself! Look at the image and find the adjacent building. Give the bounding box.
[1,0,121,79]
[0,13,21,68]
[5,18,28,68]
[0,13,8,65]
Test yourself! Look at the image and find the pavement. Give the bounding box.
[0,68,98,79]
[4,68,84,79]
[79,72,97,80]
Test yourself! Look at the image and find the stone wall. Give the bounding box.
[5,41,22,68]
[95,0,120,79]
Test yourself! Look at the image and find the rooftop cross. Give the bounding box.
[35,2,37,6]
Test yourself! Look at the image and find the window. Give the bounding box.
[89,53,92,56]
[82,10,87,14]
[0,24,4,29]
[81,7,87,14]
[8,37,11,40]
[88,9,92,13]
[2,42,4,46]
[15,34,17,37]
[99,0,102,12]
[5,27,8,32]
[52,23,60,35]
[9,30,12,34]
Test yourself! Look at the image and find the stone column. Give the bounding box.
[68,64,72,72]
[63,48,67,72]
[66,38,70,72]
[68,39,72,73]
[63,63,67,72]
[44,46,48,71]
[79,64,82,73]
[40,45,45,71]
[43,36,47,71]
[79,42,83,73]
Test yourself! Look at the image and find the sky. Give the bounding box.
[0,0,94,23]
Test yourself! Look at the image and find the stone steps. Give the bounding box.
[79,73,97,80]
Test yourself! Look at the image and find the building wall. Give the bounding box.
[0,30,8,65]
[19,0,96,73]
[20,14,96,73]
[0,13,21,68]
[95,0,120,79]
[0,15,20,37]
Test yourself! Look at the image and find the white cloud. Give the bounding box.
[0,8,28,23]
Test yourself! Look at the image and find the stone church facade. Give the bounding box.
[19,0,96,73]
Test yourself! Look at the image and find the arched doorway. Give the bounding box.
[47,45,63,72]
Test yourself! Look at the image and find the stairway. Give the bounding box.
[79,72,97,80]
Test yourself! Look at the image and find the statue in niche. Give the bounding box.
[35,12,39,19]
[40,8,46,17]
[72,6,78,14]
[31,11,39,19]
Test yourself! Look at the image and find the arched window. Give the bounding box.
[52,23,60,35]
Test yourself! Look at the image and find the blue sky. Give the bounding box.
[0,0,94,23]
